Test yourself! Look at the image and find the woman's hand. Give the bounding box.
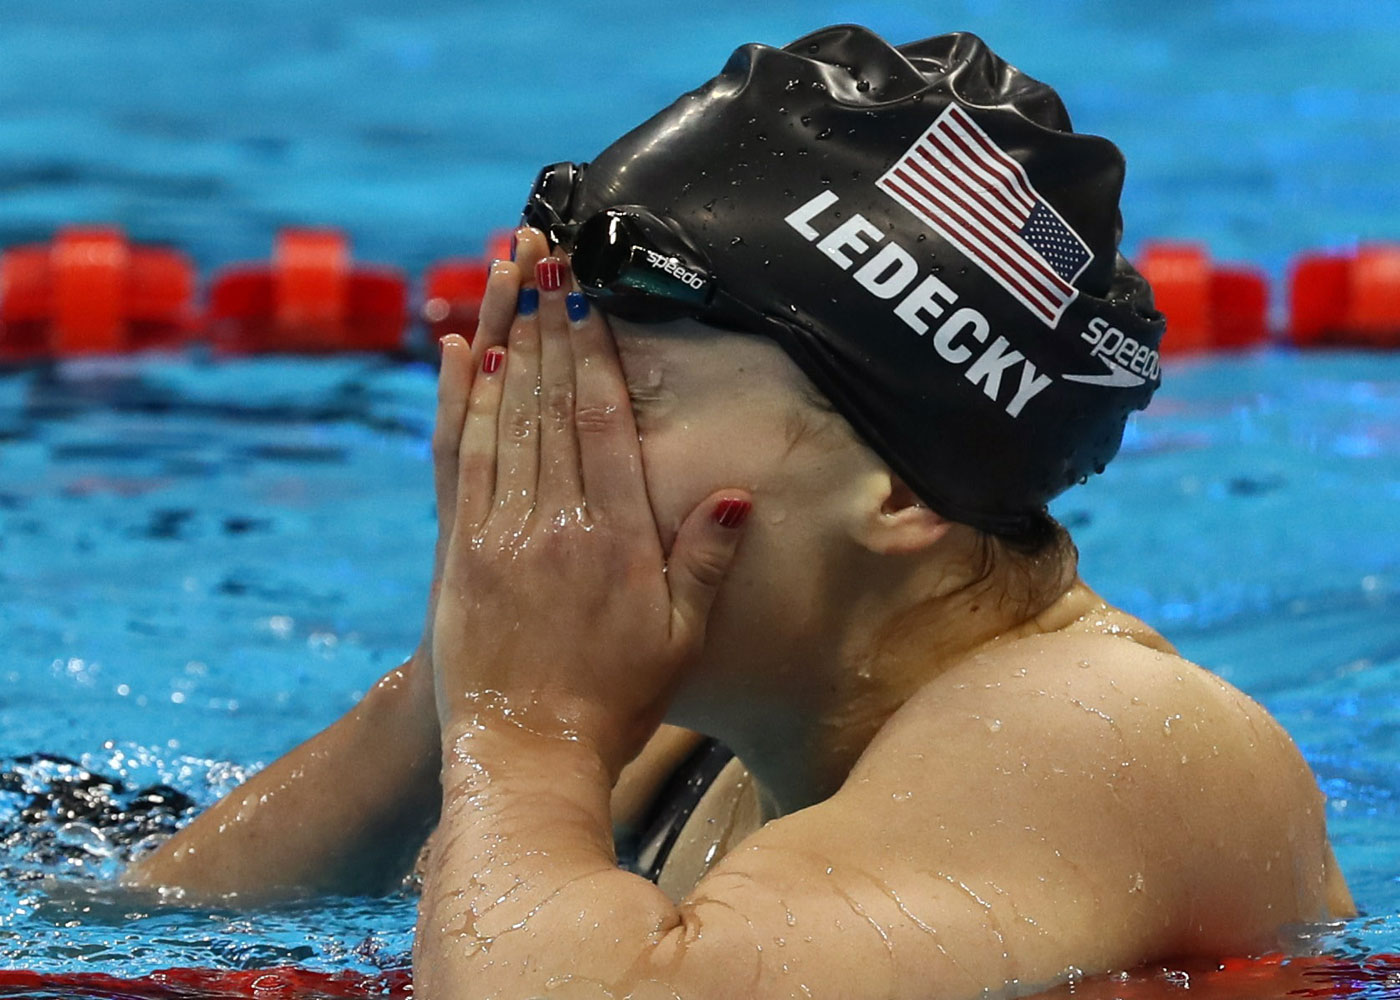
[420,233,546,667]
[430,254,751,777]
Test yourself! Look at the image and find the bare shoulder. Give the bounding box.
[704,631,1345,989]
[848,633,1342,943]
[664,633,1351,996]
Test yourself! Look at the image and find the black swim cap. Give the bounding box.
[524,25,1165,534]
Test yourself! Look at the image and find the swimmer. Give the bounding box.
[123,25,1355,998]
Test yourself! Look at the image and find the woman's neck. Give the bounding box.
[701,544,1095,814]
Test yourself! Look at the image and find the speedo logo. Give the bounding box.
[643,249,706,291]
[1063,317,1161,388]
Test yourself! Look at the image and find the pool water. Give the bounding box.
[0,349,1397,981]
[0,0,1398,993]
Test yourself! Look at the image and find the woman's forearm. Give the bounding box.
[415,719,682,999]
[122,654,441,903]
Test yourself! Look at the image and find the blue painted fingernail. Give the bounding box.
[517,288,539,316]
[509,233,517,261]
[566,292,589,323]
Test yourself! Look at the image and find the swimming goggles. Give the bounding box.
[521,161,770,334]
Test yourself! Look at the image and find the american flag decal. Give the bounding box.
[877,104,1092,328]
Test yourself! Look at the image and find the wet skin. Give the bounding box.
[120,226,1353,995]
[410,228,1354,1000]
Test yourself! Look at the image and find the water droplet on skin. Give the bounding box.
[856,79,872,93]
[892,790,913,802]
[800,115,812,126]
[730,236,744,247]
[815,127,833,140]
[1077,659,1091,669]
[984,718,1002,733]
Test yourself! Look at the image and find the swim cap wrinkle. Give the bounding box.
[897,31,1075,133]
[537,24,1165,534]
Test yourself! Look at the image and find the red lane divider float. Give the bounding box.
[2,954,1400,1000]
[208,229,407,353]
[423,258,490,344]
[0,965,411,999]
[0,226,195,361]
[1290,243,1400,347]
[1136,241,1270,354]
[4,225,1400,360]
[421,229,515,344]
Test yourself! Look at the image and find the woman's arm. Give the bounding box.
[121,650,441,902]
[121,246,532,904]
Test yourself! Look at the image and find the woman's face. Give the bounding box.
[607,317,877,713]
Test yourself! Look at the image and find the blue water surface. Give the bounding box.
[0,0,1397,985]
[0,350,1397,973]
[0,1,1396,289]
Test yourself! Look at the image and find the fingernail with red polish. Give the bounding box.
[483,347,505,374]
[537,258,564,292]
[712,498,751,529]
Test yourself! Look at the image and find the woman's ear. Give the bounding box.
[850,472,953,556]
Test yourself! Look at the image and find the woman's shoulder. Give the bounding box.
[874,626,1304,794]
[841,626,1344,942]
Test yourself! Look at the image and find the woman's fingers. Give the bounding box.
[512,227,551,281]
[456,344,509,532]
[666,492,752,646]
[468,228,548,360]
[432,334,475,562]
[471,260,521,358]
[535,257,583,516]
[567,288,654,538]
[492,287,542,521]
